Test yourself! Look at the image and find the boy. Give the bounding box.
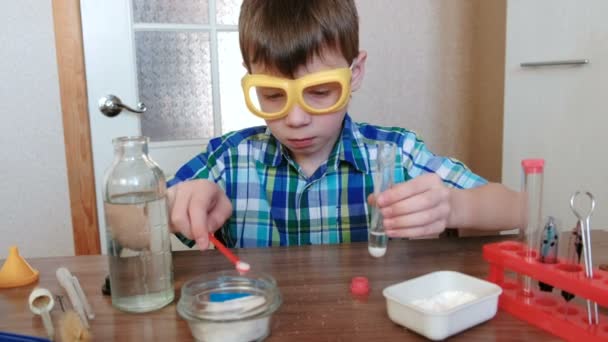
[167,0,523,249]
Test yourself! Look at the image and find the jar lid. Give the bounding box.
[350,276,370,295]
[177,271,281,322]
[521,158,544,174]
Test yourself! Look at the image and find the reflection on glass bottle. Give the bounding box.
[103,136,174,313]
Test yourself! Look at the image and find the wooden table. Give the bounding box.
[2,233,607,341]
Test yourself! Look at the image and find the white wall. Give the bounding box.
[0,1,74,257]
[353,0,504,182]
[354,1,475,164]
[502,0,608,231]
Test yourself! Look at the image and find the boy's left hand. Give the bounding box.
[370,173,451,238]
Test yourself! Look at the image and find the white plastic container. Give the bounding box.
[382,271,502,341]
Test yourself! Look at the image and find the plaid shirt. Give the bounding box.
[168,114,486,248]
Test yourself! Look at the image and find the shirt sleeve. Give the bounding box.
[401,132,487,189]
[167,137,226,188]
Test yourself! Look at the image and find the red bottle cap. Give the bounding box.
[521,159,544,174]
[350,276,370,296]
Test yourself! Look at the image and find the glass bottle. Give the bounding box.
[368,142,396,258]
[103,136,174,312]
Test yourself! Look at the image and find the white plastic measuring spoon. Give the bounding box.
[29,287,55,340]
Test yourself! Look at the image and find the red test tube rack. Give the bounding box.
[483,240,608,341]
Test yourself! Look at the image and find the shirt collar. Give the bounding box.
[259,114,369,173]
[261,127,284,167]
[337,114,369,173]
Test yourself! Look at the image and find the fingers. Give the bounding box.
[190,184,233,249]
[386,220,446,238]
[381,186,449,218]
[168,180,232,250]
[376,173,443,208]
[383,201,450,229]
[188,194,210,249]
[207,193,233,232]
[166,186,176,211]
[170,183,193,238]
[375,173,450,239]
[367,193,376,207]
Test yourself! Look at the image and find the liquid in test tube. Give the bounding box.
[368,142,396,258]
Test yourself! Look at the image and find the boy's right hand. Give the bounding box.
[166,179,232,250]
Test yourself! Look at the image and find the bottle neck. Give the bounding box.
[113,136,149,160]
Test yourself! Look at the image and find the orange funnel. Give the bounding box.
[0,246,39,288]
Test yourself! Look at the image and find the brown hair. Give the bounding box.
[239,0,359,78]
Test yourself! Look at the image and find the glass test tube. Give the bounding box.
[520,159,545,297]
[368,142,396,258]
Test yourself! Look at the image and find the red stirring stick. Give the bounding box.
[208,232,251,273]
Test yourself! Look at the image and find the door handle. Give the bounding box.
[520,59,589,68]
[98,95,147,117]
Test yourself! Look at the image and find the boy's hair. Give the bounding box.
[239,0,359,78]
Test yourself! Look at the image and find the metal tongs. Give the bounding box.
[569,191,599,325]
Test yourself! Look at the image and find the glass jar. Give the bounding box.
[177,271,282,342]
[103,136,174,312]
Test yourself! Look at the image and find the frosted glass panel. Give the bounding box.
[218,32,264,134]
[132,0,209,24]
[216,0,242,25]
[135,31,214,141]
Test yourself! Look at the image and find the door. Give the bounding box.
[80,0,262,253]
[503,0,608,230]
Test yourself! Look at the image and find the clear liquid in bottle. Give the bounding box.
[105,193,174,313]
[103,136,174,312]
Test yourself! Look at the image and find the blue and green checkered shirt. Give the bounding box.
[168,114,486,248]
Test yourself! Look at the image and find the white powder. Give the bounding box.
[368,246,387,258]
[188,317,269,342]
[187,295,270,342]
[236,261,251,274]
[411,290,478,313]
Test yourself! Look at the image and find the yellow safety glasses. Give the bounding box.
[241,67,352,120]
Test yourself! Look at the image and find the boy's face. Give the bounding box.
[249,48,366,167]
